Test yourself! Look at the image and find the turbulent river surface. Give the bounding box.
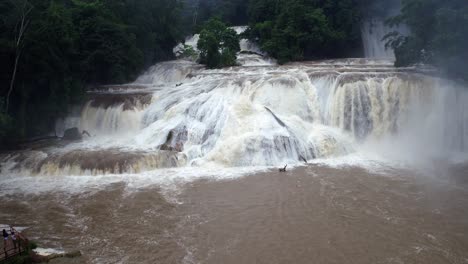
[1,30,468,263]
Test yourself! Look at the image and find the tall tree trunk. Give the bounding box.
[18,83,28,138]
[6,51,21,113]
[4,0,32,114]
[193,0,199,28]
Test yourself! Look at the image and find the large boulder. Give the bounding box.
[160,142,183,152]
[159,129,187,152]
[62,127,82,141]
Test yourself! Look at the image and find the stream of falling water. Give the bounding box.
[1,29,468,264]
[2,57,467,176]
[361,19,396,59]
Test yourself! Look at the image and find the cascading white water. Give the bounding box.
[324,73,468,161]
[361,19,396,59]
[134,68,354,168]
[79,102,144,136]
[2,33,468,176]
[134,60,202,85]
[55,92,151,138]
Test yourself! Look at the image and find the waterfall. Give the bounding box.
[361,19,396,59]
[55,91,152,137]
[79,102,144,136]
[325,74,468,159]
[2,50,467,176]
[134,60,202,85]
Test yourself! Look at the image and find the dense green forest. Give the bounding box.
[0,0,183,146]
[1,0,467,147]
[385,0,468,81]
[181,0,249,31]
[246,0,363,63]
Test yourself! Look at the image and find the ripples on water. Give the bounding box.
[1,165,468,263]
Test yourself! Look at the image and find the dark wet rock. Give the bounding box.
[82,130,91,138]
[1,151,46,172]
[160,144,182,152]
[239,50,264,56]
[160,128,188,152]
[33,148,186,175]
[64,251,82,258]
[62,128,82,141]
[35,250,82,262]
[87,84,148,92]
[88,92,152,110]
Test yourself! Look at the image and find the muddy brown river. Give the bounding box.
[1,164,468,264]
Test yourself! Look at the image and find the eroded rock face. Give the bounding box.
[41,149,185,174]
[160,128,188,152]
[160,144,183,152]
[2,148,187,176]
[88,92,153,110]
[62,127,82,141]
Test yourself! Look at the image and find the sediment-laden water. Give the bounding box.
[1,165,468,263]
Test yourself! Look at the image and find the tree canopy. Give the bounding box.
[0,0,183,146]
[247,0,362,64]
[385,0,468,81]
[197,18,240,68]
[181,0,249,32]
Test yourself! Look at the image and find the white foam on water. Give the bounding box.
[0,166,272,201]
[309,152,400,173]
[33,248,66,256]
[0,225,28,232]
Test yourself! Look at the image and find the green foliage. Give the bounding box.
[71,0,143,83]
[0,91,13,148]
[27,241,37,250]
[0,0,183,146]
[0,112,13,137]
[3,255,32,264]
[0,98,13,142]
[385,0,468,81]
[197,18,240,68]
[247,0,362,64]
[181,0,249,32]
[177,44,199,61]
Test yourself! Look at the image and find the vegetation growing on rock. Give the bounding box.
[197,18,240,68]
